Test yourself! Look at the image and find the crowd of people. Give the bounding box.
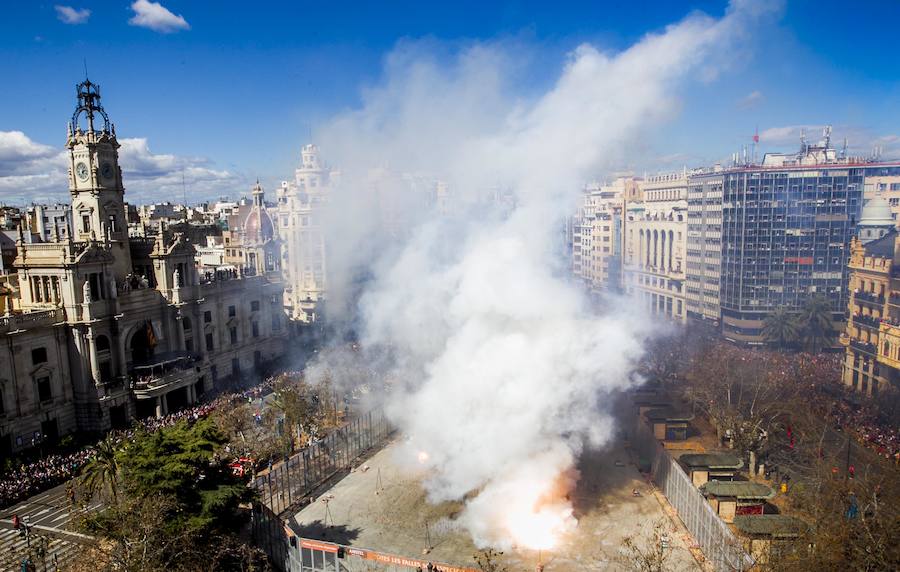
[0,374,285,510]
[827,398,900,463]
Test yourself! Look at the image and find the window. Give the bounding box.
[204,311,212,323]
[96,335,110,352]
[99,361,112,383]
[252,323,259,338]
[37,376,52,402]
[32,347,48,365]
[230,327,238,344]
[251,300,260,312]
[228,305,236,318]
[205,332,214,351]
[108,215,118,233]
[82,214,90,233]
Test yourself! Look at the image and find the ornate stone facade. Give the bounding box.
[276,145,334,324]
[0,80,288,456]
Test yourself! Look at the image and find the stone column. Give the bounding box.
[161,393,169,416]
[73,332,91,391]
[175,314,186,352]
[655,231,661,269]
[155,396,163,418]
[660,232,667,272]
[87,333,100,386]
[117,331,128,378]
[662,231,668,272]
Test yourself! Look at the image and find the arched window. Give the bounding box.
[183,317,194,352]
[95,335,112,383]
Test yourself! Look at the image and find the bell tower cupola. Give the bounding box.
[66,78,132,276]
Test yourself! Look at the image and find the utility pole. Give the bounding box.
[845,433,852,481]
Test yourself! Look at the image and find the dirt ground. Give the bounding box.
[291,436,701,571]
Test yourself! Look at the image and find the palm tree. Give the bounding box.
[763,307,800,350]
[796,294,835,353]
[80,435,121,502]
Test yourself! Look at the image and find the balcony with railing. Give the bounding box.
[129,351,206,397]
[0,308,64,333]
[853,290,885,308]
[850,339,877,355]
[852,313,882,331]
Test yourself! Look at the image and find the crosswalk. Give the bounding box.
[0,527,81,572]
[0,484,98,572]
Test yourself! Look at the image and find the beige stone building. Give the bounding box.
[572,178,636,293]
[0,80,288,456]
[840,199,900,394]
[623,171,690,322]
[276,145,334,324]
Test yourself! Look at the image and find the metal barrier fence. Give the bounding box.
[632,417,755,572]
[252,409,391,517]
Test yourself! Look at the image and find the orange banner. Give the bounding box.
[300,539,339,553]
[298,537,478,572]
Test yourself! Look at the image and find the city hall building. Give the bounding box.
[0,80,288,456]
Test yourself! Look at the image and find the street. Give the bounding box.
[0,484,97,571]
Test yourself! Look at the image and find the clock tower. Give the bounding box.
[66,78,131,278]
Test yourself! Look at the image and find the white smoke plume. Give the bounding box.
[311,0,779,549]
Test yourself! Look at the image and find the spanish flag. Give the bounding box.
[146,322,157,349]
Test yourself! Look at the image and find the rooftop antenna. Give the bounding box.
[181,168,187,207]
[841,138,848,159]
[83,58,89,80]
[753,125,759,164]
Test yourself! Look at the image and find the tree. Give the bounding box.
[684,343,797,463]
[116,418,252,533]
[70,494,270,572]
[795,295,834,353]
[763,307,800,350]
[618,519,683,572]
[72,418,265,572]
[79,435,122,502]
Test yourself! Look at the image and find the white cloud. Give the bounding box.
[737,89,764,109]
[0,131,244,204]
[0,131,57,165]
[128,0,190,33]
[117,138,241,201]
[55,5,91,24]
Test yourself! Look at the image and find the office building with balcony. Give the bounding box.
[571,178,636,294]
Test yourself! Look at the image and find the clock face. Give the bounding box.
[100,162,114,181]
[75,162,89,182]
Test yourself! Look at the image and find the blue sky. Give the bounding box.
[2,0,899,204]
